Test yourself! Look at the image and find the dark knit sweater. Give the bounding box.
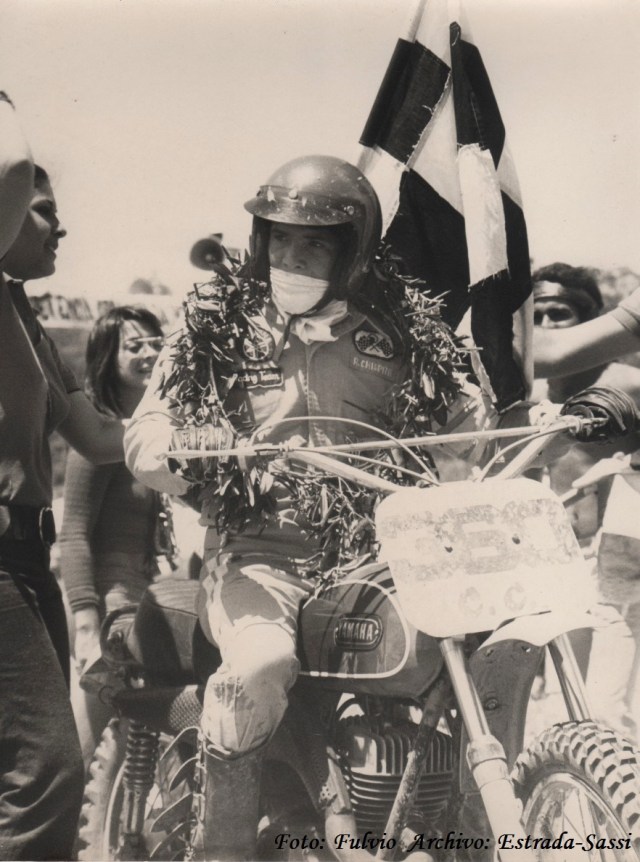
[59,449,158,611]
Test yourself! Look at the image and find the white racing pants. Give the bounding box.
[198,550,312,754]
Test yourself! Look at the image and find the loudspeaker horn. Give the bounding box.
[190,233,225,270]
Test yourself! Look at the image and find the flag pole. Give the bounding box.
[404,0,428,42]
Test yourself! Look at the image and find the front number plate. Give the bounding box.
[376,479,591,637]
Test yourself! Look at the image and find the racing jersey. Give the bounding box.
[125,300,496,561]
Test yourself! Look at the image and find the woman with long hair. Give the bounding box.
[59,305,168,767]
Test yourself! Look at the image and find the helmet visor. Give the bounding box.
[245,185,361,227]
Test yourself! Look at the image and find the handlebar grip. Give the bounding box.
[560,386,640,443]
[169,423,235,483]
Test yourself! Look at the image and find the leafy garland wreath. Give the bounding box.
[161,248,470,583]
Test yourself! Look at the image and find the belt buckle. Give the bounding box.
[38,507,56,546]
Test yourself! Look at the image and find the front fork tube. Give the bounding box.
[548,633,591,721]
[440,637,534,861]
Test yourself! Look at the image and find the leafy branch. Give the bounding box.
[159,249,470,577]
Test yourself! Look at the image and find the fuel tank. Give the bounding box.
[297,563,442,696]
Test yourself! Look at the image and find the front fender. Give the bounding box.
[461,609,596,786]
[479,609,596,650]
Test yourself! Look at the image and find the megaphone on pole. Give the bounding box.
[189,233,225,270]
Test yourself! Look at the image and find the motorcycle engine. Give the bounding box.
[335,706,454,834]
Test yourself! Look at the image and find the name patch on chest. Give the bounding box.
[353,329,395,360]
[351,355,395,380]
[234,364,283,389]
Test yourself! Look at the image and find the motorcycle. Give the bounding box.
[76,408,640,862]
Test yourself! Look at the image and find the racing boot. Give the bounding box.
[192,735,264,861]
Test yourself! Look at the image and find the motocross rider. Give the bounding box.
[125,155,524,860]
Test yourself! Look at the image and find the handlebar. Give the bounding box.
[167,416,595,460]
[167,413,606,495]
[289,417,591,493]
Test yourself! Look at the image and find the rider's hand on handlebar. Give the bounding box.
[560,386,640,443]
[525,399,575,464]
[168,422,235,484]
[527,399,563,429]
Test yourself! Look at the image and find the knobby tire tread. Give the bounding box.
[512,719,640,856]
[77,717,127,861]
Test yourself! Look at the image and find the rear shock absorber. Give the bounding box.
[120,721,160,851]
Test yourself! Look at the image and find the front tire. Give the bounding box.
[512,720,640,860]
[77,718,194,861]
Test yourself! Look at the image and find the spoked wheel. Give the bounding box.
[78,718,197,861]
[512,720,640,860]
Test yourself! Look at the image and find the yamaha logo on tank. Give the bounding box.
[334,614,383,650]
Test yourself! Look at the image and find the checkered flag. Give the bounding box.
[357,0,533,411]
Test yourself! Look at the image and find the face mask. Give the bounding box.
[270,267,330,316]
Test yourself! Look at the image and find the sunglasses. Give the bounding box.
[123,336,165,353]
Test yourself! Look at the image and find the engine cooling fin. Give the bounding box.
[338,717,454,833]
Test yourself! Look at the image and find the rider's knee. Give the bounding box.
[201,629,299,753]
[207,647,299,710]
[225,624,299,693]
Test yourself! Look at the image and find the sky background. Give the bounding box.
[2,0,639,299]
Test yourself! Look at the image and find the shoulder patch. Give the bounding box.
[353,328,395,360]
